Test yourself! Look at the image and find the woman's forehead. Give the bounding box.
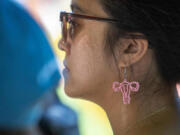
[71,0,108,17]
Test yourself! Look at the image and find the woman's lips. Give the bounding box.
[65,66,70,72]
[63,60,70,71]
[62,61,69,80]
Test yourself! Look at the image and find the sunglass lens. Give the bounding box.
[62,16,67,42]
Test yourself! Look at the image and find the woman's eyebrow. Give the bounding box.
[71,3,86,13]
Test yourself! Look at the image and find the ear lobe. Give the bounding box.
[119,39,148,67]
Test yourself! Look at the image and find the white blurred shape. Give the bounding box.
[36,0,71,40]
[13,0,71,41]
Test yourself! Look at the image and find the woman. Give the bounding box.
[59,0,180,134]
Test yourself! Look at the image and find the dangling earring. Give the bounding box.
[112,67,140,104]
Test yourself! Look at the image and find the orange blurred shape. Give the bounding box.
[176,83,180,97]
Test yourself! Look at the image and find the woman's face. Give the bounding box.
[59,0,118,100]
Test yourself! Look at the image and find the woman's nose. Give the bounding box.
[58,39,68,52]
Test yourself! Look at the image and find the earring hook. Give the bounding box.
[124,67,127,80]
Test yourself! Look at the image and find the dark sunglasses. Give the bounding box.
[59,11,150,47]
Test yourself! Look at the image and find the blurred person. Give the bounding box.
[38,91,79,135]
[0,0,80,135]
[59,0,180,135]
[14,0,80,134]
[0,0,61,134]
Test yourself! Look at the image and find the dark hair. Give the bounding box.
[99,0,180,84]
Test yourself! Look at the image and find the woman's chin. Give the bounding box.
[64,84,82,98]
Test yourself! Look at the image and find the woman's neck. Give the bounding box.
[103,85,180,135]
[125,105,180,135]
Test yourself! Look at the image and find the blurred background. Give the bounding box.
[14,0,113,135]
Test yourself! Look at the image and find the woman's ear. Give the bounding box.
[118,38,149,68]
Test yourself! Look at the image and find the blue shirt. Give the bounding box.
[0,0,61,129]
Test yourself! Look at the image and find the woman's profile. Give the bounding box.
[58,0,180,135]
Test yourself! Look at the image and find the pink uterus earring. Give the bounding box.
[112,68,140,104]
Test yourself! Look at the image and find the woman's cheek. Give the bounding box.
[71,35,99,82]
